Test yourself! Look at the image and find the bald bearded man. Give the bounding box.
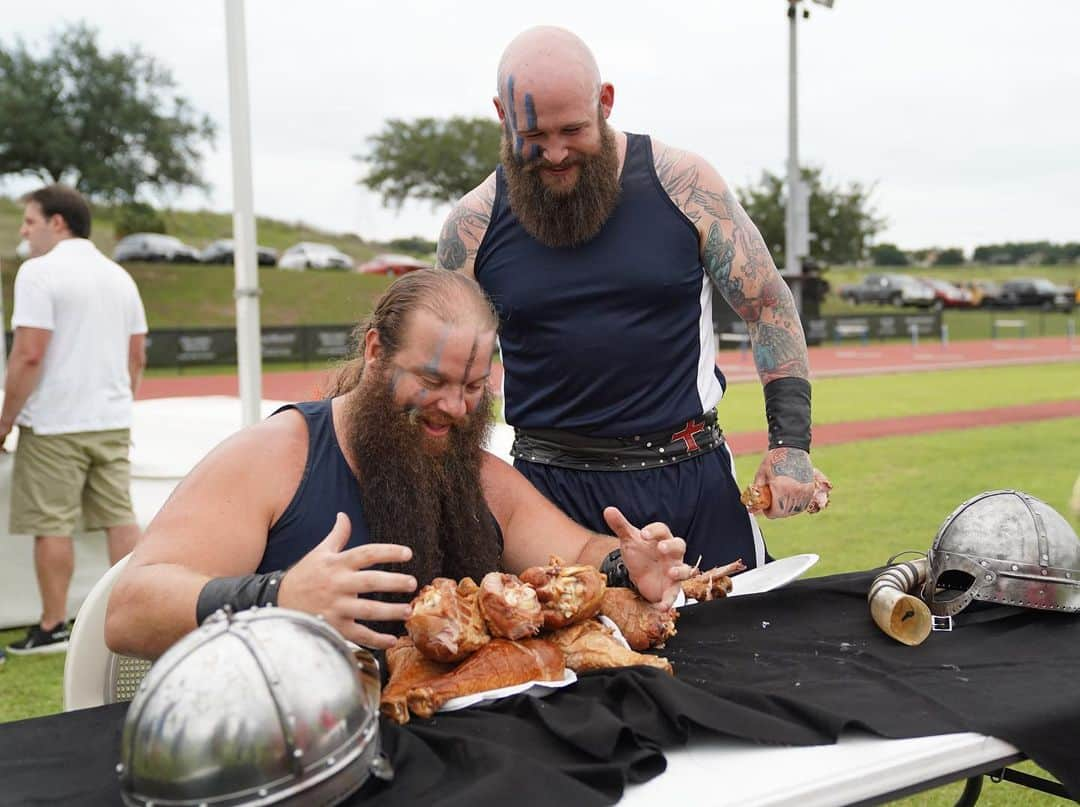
[436,26,822,571]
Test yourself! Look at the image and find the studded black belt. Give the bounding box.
[511,411,723,472]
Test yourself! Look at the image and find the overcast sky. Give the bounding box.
[3,1,1078,254]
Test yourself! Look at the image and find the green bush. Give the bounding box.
[115,202,167,238]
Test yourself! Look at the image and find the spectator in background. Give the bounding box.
[1,185,148,655]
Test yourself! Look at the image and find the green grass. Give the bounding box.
[717,362,1080,433]
[1,259,395,329]
[735,417,1080,576]
[825,262,1080,290]
[0,195,383,263]
[0,628,65,722]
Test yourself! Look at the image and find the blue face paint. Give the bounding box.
[522,92,541,163]
[422,327,449,376]
[389,367,405,396]
[506,75,523,158]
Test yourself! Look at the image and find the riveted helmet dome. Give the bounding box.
[922,489,1080,618]
[117,607,392,806]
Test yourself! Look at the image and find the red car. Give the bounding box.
[356,253,430,276]
[918,278,975,310]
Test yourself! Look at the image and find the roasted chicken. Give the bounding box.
[681,559,746,602]
[478,572,544,640]
[548,619,672,675]
[519,555,607,630]
[406,577,490,663]
[406,638,566,719]
[741,467,833,514]
[380,637,453,724]
[598,587,678,650]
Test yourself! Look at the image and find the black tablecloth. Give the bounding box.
[2,570,1079,806]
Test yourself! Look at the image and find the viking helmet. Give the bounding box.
[118,607,392,806]
[922,489,1080,617]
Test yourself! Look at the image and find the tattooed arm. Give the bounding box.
[434,172,497,278]
[654,140,815,518]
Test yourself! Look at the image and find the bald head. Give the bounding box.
[497,27,601,107]
[494,27,614,166]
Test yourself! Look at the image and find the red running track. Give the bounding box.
[137,336,1080,447]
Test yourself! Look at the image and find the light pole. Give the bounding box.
[784,0,832,315]
[224,0,262,427]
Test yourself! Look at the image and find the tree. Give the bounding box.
[358,117,501,209]
[932,248,966,267]
[736,166,885,267]
[387,236,437,256]
[0,23,215,202]
[869,243,909,267]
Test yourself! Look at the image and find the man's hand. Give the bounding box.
[603,506,691,609]
[277,512,417,649]
[752,447,814,518]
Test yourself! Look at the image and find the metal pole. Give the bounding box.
[785,1,804,314]
[224,0,262,427]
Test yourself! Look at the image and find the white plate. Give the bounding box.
[728,553,820,597]
[438,668,578,713]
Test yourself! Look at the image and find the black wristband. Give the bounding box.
[764,376,812,452]
[196,572,284,625]
[599,548,637,592]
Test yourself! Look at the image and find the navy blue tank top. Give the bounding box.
[474,132,725,438]
[258,400,371,572]
[257,400,505,573]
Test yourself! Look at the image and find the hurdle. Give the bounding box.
[834,322,870,346]
[992,318,1027,340]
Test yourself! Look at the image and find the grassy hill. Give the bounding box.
[3,195,1078,331]
[0,196,400,327]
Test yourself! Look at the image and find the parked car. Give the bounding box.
[114,233,200,263]
[199,239,278,266]
[917,278,975,310]
[999,278,1075,312]
[356,253,430,276]
[838,274,935,307]
[278,242,354,271]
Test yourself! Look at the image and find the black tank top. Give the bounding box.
[474,132,726,437]
[257,399,504,573]
[258,400,371,572]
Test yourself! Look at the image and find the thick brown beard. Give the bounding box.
[343,372,502,597]
[501,120,621,248]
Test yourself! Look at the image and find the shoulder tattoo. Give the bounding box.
[436,182,495,272]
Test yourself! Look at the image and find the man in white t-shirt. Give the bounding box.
[0,185,148,654]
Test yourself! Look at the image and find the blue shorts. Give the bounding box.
[515,442,767,570]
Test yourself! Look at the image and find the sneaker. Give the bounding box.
[7,622,70,655]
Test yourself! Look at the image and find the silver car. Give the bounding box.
[278,242,354,271]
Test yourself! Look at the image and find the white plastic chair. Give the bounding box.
[63,554,152,711]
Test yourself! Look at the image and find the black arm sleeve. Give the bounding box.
[763,377,812,452]
[195,571,284,625]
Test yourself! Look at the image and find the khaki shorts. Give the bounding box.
[10,427,136,536]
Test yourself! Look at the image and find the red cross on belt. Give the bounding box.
[671,419,706,452]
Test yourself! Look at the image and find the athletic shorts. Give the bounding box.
[515,442,767,571]
[10,427,136,536]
